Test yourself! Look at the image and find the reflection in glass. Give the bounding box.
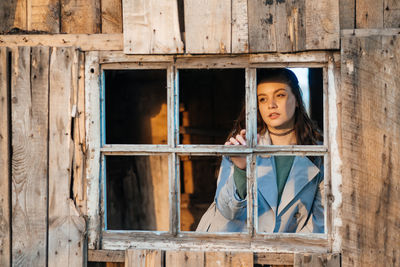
[106,155,169,231]
[257,155,324,233]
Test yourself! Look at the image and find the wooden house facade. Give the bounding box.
[0,0,399,266]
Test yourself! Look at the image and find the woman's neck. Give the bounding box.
[269,131,297,145]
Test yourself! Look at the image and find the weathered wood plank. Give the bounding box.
[0,47,10,267]
[340,35,400,266]
[13,0,27,30]
[85,51,101,249]
[48,47,85,266]
[11,46,48,266]
[123,0,183,54]
[125,249,162,267]
[184,0,231,54]
[341,28,400,36]
[72,51,87,215]
[294,253,340,267]
[101,0,122,33]
[247,0,277,52]
[384,0,400,28]
[166,251,204,267]
[88,250,125,262]
[31,0,60,32]
[61,0,100,33]
[0,34,123,51]
[255,253,294,265]
[356,0,384,28]
[205,251,253,267]
[339,0,355,29]
[305,0,339,50]
[0,1,20,33]
[232,0,249,53]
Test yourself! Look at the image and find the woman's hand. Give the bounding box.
[224,129,247,170]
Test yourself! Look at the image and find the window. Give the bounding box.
[85,52,338,252]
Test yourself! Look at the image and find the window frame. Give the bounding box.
[85,51,340,253]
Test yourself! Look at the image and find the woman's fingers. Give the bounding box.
[229,137,240,145]
[235,134,247,146]
[240,129,246,138]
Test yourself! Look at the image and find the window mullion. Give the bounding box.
[245,68,257,235]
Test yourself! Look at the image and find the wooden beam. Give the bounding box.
[0,34,123,51]
[88,250,125,262]
[0,47,10,267]
[61,0,100,33]
[11,46,48,266]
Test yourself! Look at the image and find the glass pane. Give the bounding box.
[104,69,167,144]
[106,155,169,231]
[256,68,324,145]
[191,155,247,233]
[179,69,245,145]
[256,155,325,233]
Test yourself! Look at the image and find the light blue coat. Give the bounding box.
[196,155,324,233]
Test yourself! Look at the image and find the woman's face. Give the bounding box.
[257,81,297,131]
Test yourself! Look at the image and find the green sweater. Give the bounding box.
[233,156,295,203]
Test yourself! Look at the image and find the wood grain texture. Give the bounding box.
[232,0,249,53]
[123,0,184,54]
[166,251,204,267]
[248,0,277,52]
[72,51,87,215]
[101,0,123,33]
[340,35,400,267]
[31,0,60,32]
[125,249,162,267]
[384,0,400,28]
[356,0,384,28]
[305,0,340,49]
[0,34,123,51]
[294,253,340,266]
[184,0,231,53]
[0,47,10,267]
[48,47,85,266]
[61,0,100,33]
[88,250,125,262]
[205,251,253,267]
[11,46,48,266]
[0,0,19,33]
[339,0,355,29]
[85,51,101,249]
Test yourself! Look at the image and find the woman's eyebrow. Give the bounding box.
[274,88,287,93]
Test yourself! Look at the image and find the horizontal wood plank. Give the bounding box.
[0,34,123,51]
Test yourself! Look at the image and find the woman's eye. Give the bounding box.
[258,97,267,103]
[277,93,286,98]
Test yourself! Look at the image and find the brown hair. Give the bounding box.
[228,68,322,145]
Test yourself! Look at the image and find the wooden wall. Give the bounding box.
[0,0,400,267]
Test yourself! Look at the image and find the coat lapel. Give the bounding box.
[256,156,278,215]
[277,156,320,215]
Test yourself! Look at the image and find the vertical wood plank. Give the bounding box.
[205,251,253,267]
[384,0,400,28]
[11,46,48,266]
[0,47,10,267]
[31,0,60,32]
[356,0,384,28]
[13,0,28,30]
[166,251,204,267]
[125,249,162,267]
[0,1,19,33]
[294,253,340,267]
[101,0,122,33]
[122,0,184,54]
[248,0,276,52]
[184,0,231,54]
[339,0,355,29]
[305,0,339,50]
[61,0,101,33]
[73,51,87,215]
[232,0,249,53]
[85,51,101,249]
[340,35,400,267]
[48,47,85,266]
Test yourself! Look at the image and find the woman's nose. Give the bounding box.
[268,99,277,109]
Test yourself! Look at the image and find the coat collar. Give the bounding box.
[256,156,320,216]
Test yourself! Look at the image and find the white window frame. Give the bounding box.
[85,51,341,253]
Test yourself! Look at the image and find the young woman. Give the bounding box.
[196,68,324,233]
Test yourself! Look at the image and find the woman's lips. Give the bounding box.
[269,113,280,119]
